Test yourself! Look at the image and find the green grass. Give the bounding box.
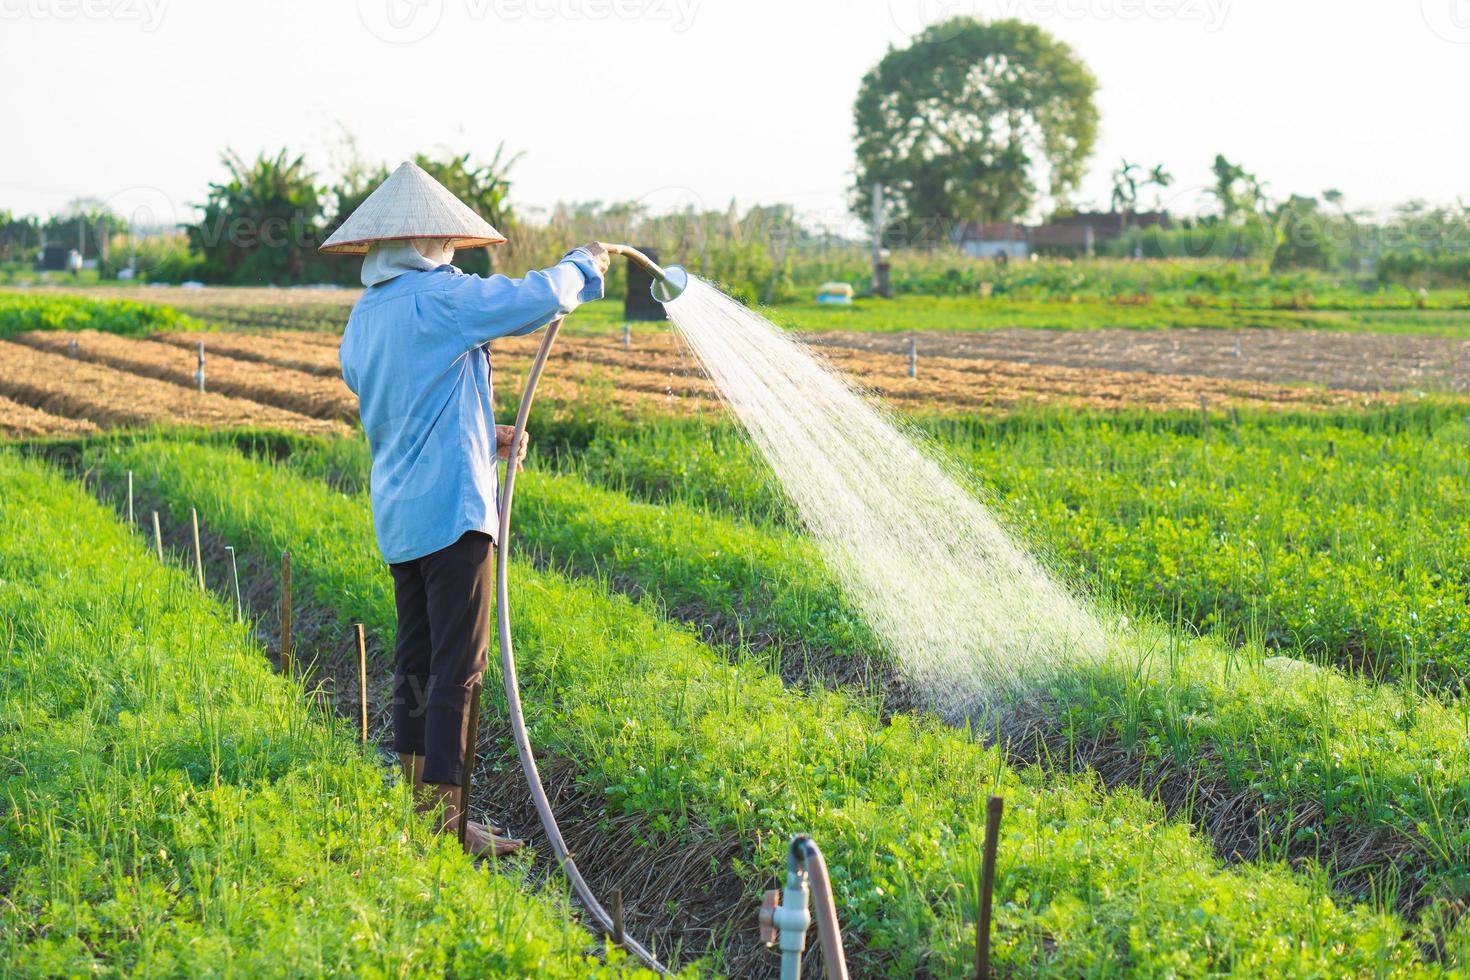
[492,292,1470,337]
[284,436,880,678]
[0,452,626,976]
[18,261,1470,338]
[96,438,1458,976]
[766,297,1470,335]
[273,427,1470,917]
[789,254,1470,308]
[0,291,208,338]
[514,404,1470,688]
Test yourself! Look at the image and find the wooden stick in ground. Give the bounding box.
[190,508,204,589]
[225,545,242,619]
[127,470,134,525]
[457,681,483,846]
[279,551,293,677]
[612,888,626,946]
[354,623,369,745]
[974,795,1004,979]
[151,510,163,562]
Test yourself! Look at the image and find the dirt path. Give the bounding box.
[806,328,1470,394]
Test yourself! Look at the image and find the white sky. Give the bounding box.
[4,0,1467,232]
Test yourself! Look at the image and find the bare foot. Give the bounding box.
[463,820,525,857]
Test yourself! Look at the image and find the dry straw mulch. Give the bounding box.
[0,393,98,438]
[153,331,343,378]
[0,340,346,436]
[17,331,357,421]
[499,330,1399,414]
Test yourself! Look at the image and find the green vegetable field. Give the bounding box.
[3,288,1470,976]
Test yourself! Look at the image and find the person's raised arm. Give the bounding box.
[449,242,610,349]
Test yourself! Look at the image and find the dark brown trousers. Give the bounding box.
[388,530,493,785]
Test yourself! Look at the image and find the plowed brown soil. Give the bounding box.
[16,331,356,421]
[0,341,346,435]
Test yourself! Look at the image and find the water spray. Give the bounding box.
[494,244,685,973]
[498,248,860,975]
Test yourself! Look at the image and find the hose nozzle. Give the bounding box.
[605,243,689,304]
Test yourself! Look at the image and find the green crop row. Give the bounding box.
[279,435,878,683]
[275,429,1470,917]
[66,283,1470,340]
[0,452,626,977]
[0,290,209,338]
[501,291,1470,337]
[98,438,1455,976]
[522,403,1470,688]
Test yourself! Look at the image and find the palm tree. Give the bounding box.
[1145,164,1174,211]
[1110,159,1140,227]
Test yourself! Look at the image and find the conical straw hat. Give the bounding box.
[319,160,506,254]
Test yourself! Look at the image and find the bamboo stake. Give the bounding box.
[190,508,204,589]
[279,551,292,677]
[457,681,483,845]
[126,470,134,525]
[974,795,1004,979]
[151,510,162,561]
[907,334,918,378]
[354,623,369,745]
[612,888,626,946]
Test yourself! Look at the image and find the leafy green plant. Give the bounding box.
[0,290,209,337]
[535,404,1470,686]
[276,424,1470,917]
[97,439,1455,976]
[0,452,624,976]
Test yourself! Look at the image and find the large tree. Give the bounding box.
[852,18,1099,237]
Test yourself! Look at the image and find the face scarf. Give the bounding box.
[360,238,455,287]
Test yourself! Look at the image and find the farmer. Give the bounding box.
[321,161,610,857]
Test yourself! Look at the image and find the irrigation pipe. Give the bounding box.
[494,245,685,975]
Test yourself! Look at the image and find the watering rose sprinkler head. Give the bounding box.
[604,243,689,304]
[650,264,689,303]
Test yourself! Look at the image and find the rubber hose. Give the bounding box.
[494,317,671,974]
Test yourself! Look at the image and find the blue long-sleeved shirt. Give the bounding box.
[340,249,604,564]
